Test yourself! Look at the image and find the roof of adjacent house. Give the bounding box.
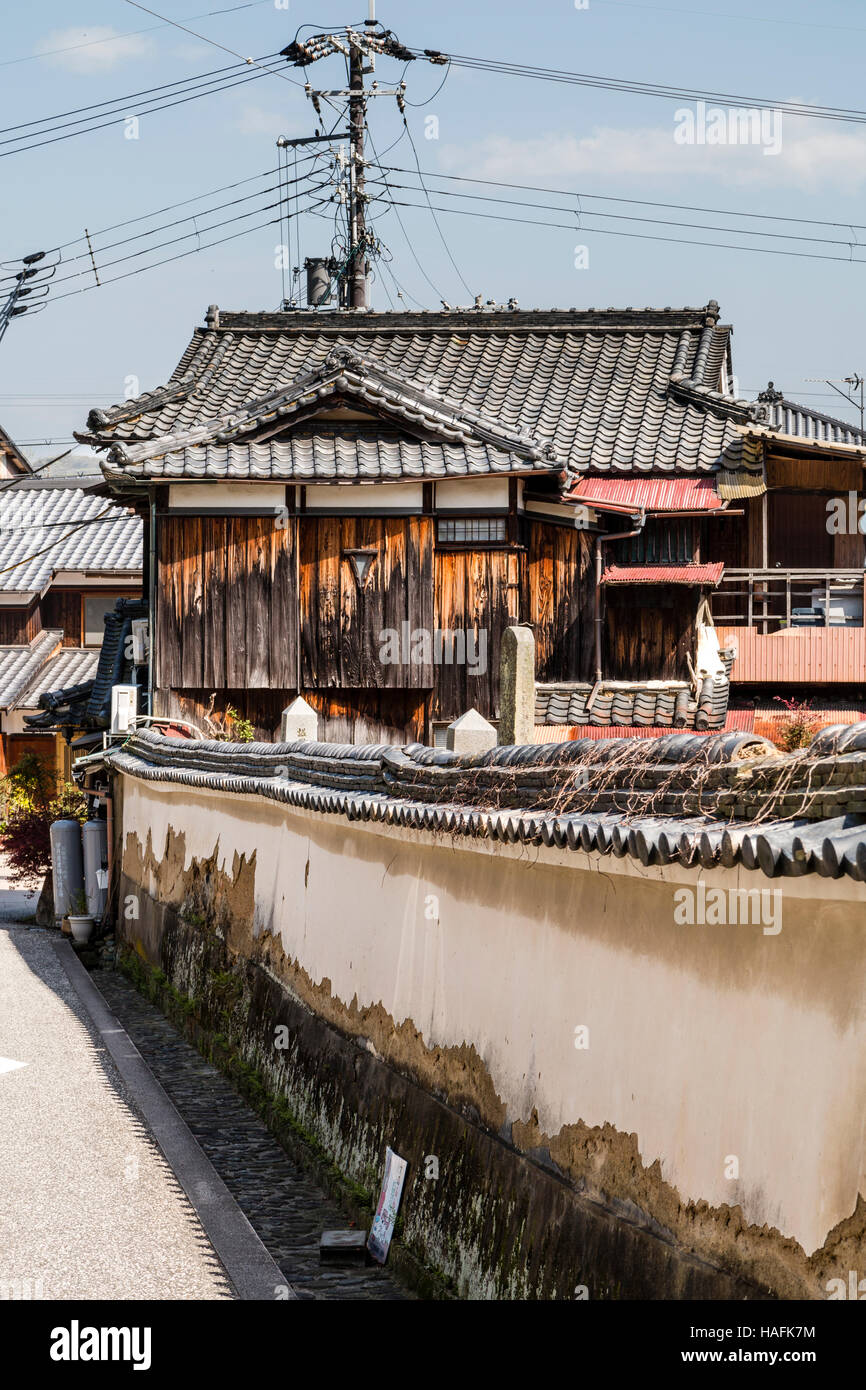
[0,482,142,595]
[754,383,866,446]
[0,630,62,709]
[78,301,771,482]
[25,596,148,732]
[0,424,31,477]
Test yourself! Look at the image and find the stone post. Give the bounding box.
[498,625,536,746]
[280,696,318,743]
[446,709,497,755]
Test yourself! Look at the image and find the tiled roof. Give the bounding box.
[535,662,733,730]
[25,596,148,731]
[602,562,725,586]
[110,431,529,482]
[16,648,98,708]
[0,483,142,594]
[754,384,866,446]
[79,303,762,478]
[0,630,62,709]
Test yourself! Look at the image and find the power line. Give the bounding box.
[47,190,335,303]
[375,164,866,235]
[412,49,866,127]
[400,118,473,298]
[47,177,333,291]
[383,195,866,266]
[364,126,444,306]
[0,63,289,160]
[0,2,275,68]
[51,160,326,274]
[0,54,273,136]
[370,175,864,251]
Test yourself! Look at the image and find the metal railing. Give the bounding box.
[710,569,865,631]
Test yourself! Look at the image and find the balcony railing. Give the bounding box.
[710,569,865,632]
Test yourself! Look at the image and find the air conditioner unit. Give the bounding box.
[110,685,138,736]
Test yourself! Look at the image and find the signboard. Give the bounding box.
[367,1147,408,1264]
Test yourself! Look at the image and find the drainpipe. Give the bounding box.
[594,511,646,683]
[147,488,156,719]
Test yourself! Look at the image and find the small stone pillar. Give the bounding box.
[446,708,497,756]
[498,625,536,746]
[280,696,318,743]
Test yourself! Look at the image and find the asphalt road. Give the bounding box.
[0,888,232,1302]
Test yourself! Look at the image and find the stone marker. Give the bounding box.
[498,625,536,746]
[280,696,318,743]
[446,708,497,755]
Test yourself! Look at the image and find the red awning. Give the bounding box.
[570,476,723,512]
[603,562,725,586]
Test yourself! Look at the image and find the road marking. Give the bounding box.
[0,1056,27,1074]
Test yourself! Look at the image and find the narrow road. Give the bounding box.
[0,892,232,1301]
[0,877,408,1301]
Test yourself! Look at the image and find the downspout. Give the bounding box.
[594,511,646,683]
[147,487,156,719]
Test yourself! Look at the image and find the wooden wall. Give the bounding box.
[604,585,696,681]
[154,687,427,746]
[0,598,41,645]
[157,516,296,692]
[154,511,596,737]
[527,523,593,684]
[433,547,522,722]
[300,516,433,689]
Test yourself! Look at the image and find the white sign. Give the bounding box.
[0,1057,27,1075]
[367,1147,408,1264]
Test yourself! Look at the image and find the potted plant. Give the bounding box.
[67,888,95,945]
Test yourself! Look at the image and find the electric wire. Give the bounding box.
[412,49,866,127]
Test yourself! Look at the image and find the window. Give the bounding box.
[437,517,507,545]
[618,518,698,565]
[84,595,117,647]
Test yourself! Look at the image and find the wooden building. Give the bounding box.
[0,473,142,780]
[77,300,865,745]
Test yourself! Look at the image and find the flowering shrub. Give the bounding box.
[773,696,821,752]
[0,757,87,888]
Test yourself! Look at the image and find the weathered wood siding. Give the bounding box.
[604,585,696,681]
[156,516,297,692]
[0,598,41,645]
[527,522,592,683]
[300,517,433,689]
[433,547,522,722]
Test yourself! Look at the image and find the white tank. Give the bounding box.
[82,819,108,922]
[50,819,84,921]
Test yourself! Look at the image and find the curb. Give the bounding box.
[54,939,297,1301]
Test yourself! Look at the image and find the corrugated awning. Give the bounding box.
[603,562,725,586]
[716,469,767,500]
[569,475,723,511]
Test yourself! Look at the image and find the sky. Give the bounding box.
[2,0,866,455]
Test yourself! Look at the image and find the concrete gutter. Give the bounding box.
[54,939,296,1301]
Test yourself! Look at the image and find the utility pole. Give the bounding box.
[348,36,368,308]
[280,11,444,311]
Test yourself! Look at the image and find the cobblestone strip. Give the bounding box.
[93,968,409,1301]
